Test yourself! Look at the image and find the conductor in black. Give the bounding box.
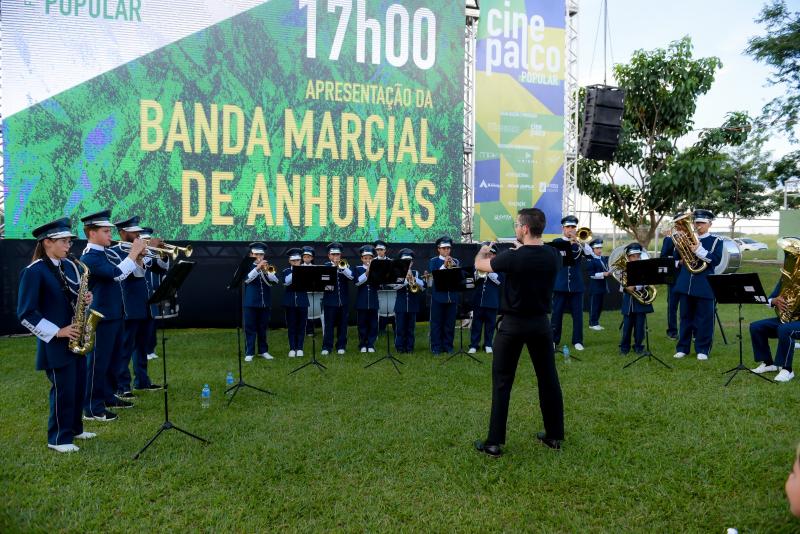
[473,208,564,457]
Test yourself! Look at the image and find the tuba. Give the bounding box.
[67,254,105,355]
[775,238,800,323]
[608,245,658,305]
[670,212,707,274]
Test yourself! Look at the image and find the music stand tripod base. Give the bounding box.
[363,260,410,373]
[288,266,337,375]
[135,261,209,459]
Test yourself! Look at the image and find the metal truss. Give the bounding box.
[461,6,479,243]
[563,0,580,217]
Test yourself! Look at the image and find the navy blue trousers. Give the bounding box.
[85,318,123,416]
[666,284,679,337]
[145,317,158,355]
[470,306,498,349]
[244,306,270,355]
[552,291,584,345]
[117,318,153,392]
[323,305,349,351]
[430,301,457,353]
[588,293,604,327]
[357,309,379,349]
[394,312,417,352]
[750,317,800,370]
[677,294,714,355]
[46,358,86,445]
[620,312,647,354]
[284,307,308,351]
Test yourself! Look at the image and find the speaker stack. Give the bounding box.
[579,85,626,161]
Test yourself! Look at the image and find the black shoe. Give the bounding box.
[667,333,678,340]
[474,440,502,458]
[116,391,136,399]
[135,383,163,391]
[106,399,134,409]
[536,432,562,450]
[83,411,118,422]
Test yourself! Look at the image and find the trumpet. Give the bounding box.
[338,259,349,270]
[113,239,185,261]
[256,261,277,275]
[575,226,592,244]
[444,256,458,268]
[407,271,421,293]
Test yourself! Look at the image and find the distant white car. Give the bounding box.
[734,238,768,251]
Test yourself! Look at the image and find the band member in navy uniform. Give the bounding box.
[551,215,593,351]
[660,226,680,340]
[140,227,168,361]
[428,236,461,354]
[355,245,380,353]
[394,248,425,353]
[374,240,392,334]
[80,210,146,421]
[673,209,723,361]
[322,242,353,355]
[618,244,654,355]
[469,242,503,354]
[282,248,309,357]
[108,216,162,398]
[586,239,611,331]
[243,242,278,361]
[17,218,97,452]
[749,279,798,382]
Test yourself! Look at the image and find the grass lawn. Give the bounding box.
[2,260,800,532]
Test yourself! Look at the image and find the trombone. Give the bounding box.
[575,227,592,244]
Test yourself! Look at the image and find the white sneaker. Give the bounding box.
[752,362,778,374]
[321,350,330,356]
[296,350,304,357]
[795,342,800,350]
[697,353,708,361]
[74,432,96,440]
[486,347,493,354]
[260,352,274,360]
[337,349,346,355]
[589,325,604,331]
[288,350,296,358]
[574,343,584,351]
[673,352,686,359]
[244,355,254,362]
[775,369,795,382]
[147,353,159,360]
[468,348,477,354]
[48,443,79,453]
[368,348,375,353]
[361,347,367,353]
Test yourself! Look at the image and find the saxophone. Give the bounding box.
[776,238,800,323]
[68,254,105,355]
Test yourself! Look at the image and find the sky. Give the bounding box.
[577,0,797,158]
[573,0,798,234]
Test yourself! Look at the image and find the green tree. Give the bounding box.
[699,130,777,237]
[746,0,800,140]
[578,37,749,247]
[766,149,800,208]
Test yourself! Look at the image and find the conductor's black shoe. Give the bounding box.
[473,440,502,458]
[536,432,562,450]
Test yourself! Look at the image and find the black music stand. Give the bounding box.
[134,261,208,459]
[622,258,674,370]
[365,258,410,373]
[289,265,337,374]
[432,269,478,363]
[224,255,275,406]
[708,273,775,386]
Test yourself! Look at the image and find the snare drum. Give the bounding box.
[307,292,324,319]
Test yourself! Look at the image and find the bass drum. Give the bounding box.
[714,237,742,275]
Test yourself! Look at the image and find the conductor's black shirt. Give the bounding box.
[490,244,560,317]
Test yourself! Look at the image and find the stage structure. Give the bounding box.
[472,0,569,241]
[563,0,580,217]
[3,1,465,243]
[461,1,480,243]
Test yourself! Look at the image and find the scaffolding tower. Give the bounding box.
[563,0,580,217]
[461,6,479,243]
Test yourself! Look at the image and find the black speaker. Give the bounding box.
[580,85,625,160]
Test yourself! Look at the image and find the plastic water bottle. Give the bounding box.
[201,384,211,409]
[562,344,571,363]
[226,371,234,387]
